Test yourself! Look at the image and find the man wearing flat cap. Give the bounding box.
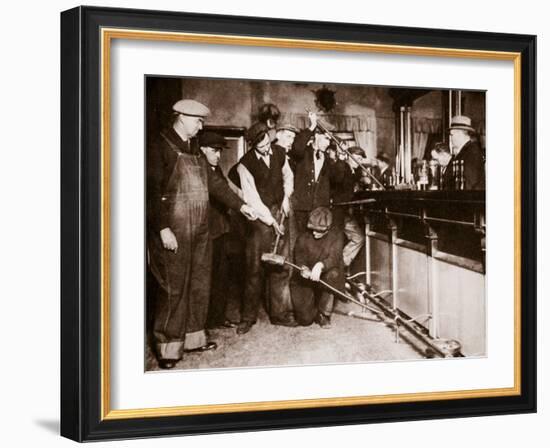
[288,111,347,234]
[291,207,345,329]
[229,122,297,334]
[198,132,257,329]
[147,100,255,369]
[442,115,485,190]
[274,124,299,154]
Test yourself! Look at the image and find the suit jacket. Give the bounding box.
[205,164,244,240]
[331,164,363,204]
[442,139,485,190]
[288,129,347,211]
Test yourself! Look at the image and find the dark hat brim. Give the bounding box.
[179,112,208,118]
[448,124,475,133]
[307,223,331,232]
[210,144,226,150]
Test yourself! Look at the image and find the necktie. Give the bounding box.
[315,150,321,160]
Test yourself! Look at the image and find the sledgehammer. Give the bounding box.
[270,207,286,255]
[260,253,380,313]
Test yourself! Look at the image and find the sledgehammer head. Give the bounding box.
[261,253,287,266]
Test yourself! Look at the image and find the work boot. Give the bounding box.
[207,320,238,330]
[270,313,299,328]
[237,321,254,335]
[316,313,332,329]
[158,358,180,369]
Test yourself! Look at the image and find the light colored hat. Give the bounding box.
[276,124,300,134]
[172,99,210,118]
[449,115,475,133]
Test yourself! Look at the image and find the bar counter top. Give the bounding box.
[341,189,485,206]
[340,189,486,272]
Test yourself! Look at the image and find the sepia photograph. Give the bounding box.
[144,76,486,372]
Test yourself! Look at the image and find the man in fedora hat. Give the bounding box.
[442,115,485,190]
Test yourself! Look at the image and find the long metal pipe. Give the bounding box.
[347,281,452,358]
[399,106,407,182]
[266,258,456,357]
[390,223,399,310]
[364,221,371,285]
[449,90,452,127]
[373,208,478,228]
[281,257,455,357]
[305,108,385,189]
[406,106,412,183]
[276,258,381,314]
[428,253,439,338]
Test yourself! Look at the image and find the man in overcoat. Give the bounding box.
[441,115,485,190]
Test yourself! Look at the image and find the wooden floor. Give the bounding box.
[146,300,427,372]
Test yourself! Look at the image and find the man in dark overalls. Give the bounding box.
[147,100,256,369]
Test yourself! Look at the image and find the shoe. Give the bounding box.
[316,313,332,329]
[237,321,253,335]
[270,316,299,328]
[207,320,238,330]
[158,359,179,369]
[222,320,238,328]
[184,341,217,353]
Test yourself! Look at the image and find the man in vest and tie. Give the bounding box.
[233,122,297,335]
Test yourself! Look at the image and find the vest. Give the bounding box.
[239,146,286,207]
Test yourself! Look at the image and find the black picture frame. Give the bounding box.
[60,5,536,442]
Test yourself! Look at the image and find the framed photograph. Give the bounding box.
[60,6,536,442]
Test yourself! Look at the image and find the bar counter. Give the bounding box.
[343,190,486,356]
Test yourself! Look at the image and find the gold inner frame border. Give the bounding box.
[99,27,522,420]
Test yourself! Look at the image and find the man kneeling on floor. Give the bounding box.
[291,207,345,329]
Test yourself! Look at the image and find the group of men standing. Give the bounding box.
[147,98,375,369]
